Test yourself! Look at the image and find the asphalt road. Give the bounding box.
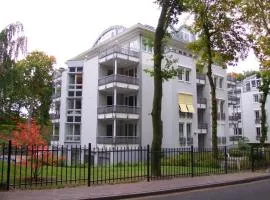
[129,179,270,200]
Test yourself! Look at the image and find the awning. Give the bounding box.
[178,93,195,113]
[179,104,189,113]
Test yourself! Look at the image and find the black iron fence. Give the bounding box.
[1,141,270,190]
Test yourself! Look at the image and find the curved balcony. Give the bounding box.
[96,136,140,145]
[97,105,140,119]
[98,74,139,91]
[99,45,139,64]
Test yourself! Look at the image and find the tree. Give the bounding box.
[15,51,55,126]
[150,0,186,176]
[186,0,249,158]
[240,0,270,146]
[0,22,27,129]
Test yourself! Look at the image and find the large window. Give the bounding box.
[255,110,260,120]
[65,124,81,141]
[186,123,192,138]
[179,123,184,138]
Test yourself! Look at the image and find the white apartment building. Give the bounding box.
[50,23,229,148]
[227,74,270,144]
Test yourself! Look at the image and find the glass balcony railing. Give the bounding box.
[96,136,140,145]
[98,105,140,115]
[98,74,139,86]
[99,45,139,59]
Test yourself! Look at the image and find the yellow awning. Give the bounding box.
[187,104,195,113]
[179,104,189,113]
[178,93,194,113]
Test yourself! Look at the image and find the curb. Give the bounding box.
[83,175,270,200]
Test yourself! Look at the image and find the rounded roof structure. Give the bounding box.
[92,25,126,48]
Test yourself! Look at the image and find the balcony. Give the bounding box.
[96,136,140,145]
[197,97,207,108]
[97,105,140,119]
[255,118,261,124]
[51,135,59,141]
[198,123,208,134]
[179,137,186,146]
[99,45,139,64]
[217,113,226,121]
[98,74,139,91]
[196,73,206,85]
[187,137,193,146]
[50,113,60,120]
[65,135,80,143]
[52,92,61,99]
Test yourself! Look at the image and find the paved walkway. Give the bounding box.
[1,172,270,200]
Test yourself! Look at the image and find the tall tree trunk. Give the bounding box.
[260,92,268,146]
[151,2,169,176]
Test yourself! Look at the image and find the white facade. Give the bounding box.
[51,24,229,148]
[227,74,270,144]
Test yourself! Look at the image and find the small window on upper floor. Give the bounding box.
[251,80,256,87]
[77,67,83,72]
[185,70,190,82]
[69,67,76,72]
[219,78,223,88]
[246,82,251,92]
[254,94,259,102]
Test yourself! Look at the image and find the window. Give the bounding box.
[178,68,183,80]
[255,110,260,120]
[220,100,224,114]
[75,99,81,109]
[246,82,251,91]
[106,124,113,136]
[219,78,223,88]
[179,123,184,138]
[77,67,83,72]
[142,37,152,53]
[256,127,261,137]
[257,80,261,87]
[68,91,74,97]
[185,70,190,82]
[75,116,81,122]
[186,123,191,138]
[69,74,75,84]
[69,67,75,72]
[251,80,256,87]
[254,94,259,102]
[214,77,217,87]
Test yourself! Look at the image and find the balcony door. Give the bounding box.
[124,95,137,107]
[107,96,113,106]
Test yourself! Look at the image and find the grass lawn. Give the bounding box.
[0,160,223,189]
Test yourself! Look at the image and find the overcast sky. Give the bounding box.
[0,0,259,73]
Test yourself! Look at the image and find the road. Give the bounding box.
[129,179,270,200]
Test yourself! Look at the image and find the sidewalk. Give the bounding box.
[1,172,270,200]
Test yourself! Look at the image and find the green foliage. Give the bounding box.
[161,151,223,168]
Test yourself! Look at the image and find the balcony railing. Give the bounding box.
[228,95,239,102]
[52,92,61,99]
[197,97,207,105]
[99,45,140,59]
[51,135,59,141]
[179,137,186,145]
[198,123,208,130]
[255,118,261,124]
[227,76,236,82]
[187,137,193,145]
[196,73,206,81]
[96,136,140,145]
[229,115,241,121]
[217,113,226,121]
[98,105,140,115]
[50,113,60,120]
[65,135,80,142]
[98,74,139,86]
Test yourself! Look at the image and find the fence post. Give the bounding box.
[147,145,150,182]
[88,143,91,187]
[191,145,194,177]
[6,140,12,190]
[224,146,228,174]
[251,146,255,172]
